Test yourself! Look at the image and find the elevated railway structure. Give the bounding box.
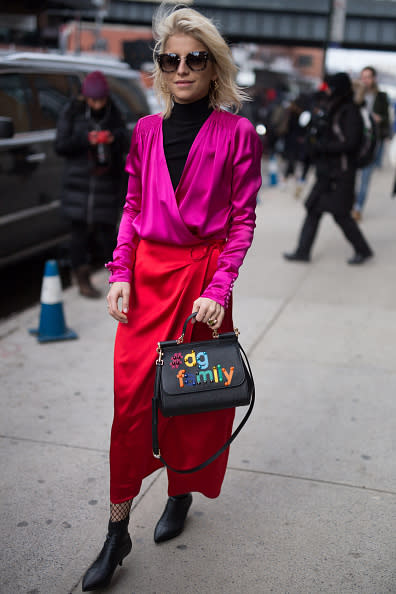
[104,0,396,51]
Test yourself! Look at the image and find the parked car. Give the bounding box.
[0,52,150,267]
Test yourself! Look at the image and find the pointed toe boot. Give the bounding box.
[154,494,193,544]
[283,251,310,263]
[82,517,132,591]
[347,251,373,265]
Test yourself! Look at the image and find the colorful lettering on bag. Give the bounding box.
[172,351,234,388]
[196,351,209,370]
[196,369,214,384]
[184,372,196,385]
[184,350,196,367]
[222,366,234,386]
[177,369,186,387]
[170,352,183,369]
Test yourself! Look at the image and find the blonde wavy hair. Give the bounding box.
[152,4,249,118]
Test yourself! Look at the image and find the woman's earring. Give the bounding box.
[160,78,170,96]
[210,79,219,104]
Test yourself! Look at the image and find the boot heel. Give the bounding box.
[118,539,132,567]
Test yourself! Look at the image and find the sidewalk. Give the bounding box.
[1,162,395,594]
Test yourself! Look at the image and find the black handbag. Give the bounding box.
[152,312,255,474]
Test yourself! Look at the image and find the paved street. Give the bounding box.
[1,159,395,594]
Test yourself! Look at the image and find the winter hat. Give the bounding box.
[82,71,109,99]
[324,72,352,98]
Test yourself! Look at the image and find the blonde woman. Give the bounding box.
[82,6,262,591]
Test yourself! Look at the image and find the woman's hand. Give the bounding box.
[106,282,130,323]
[192,297,224,331]
[88,130,98,145]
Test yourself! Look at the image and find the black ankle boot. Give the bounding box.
[347,251,373,265]
[154,494,193,544]
[283,251,310,262]
[82,517,132,591]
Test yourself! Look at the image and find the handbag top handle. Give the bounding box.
[177,311,239,344]
[177,312,198,344]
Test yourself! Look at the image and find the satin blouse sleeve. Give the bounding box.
[105,121,142,283]
[200,117,262,308]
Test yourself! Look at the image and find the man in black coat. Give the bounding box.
[284,72,373,265]
[55,70,129,297]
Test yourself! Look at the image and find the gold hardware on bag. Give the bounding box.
[156,344,164,365]
[212,329,219,338]
[153,450,161,459]
[176,333,185,344]
[234,328,240,337]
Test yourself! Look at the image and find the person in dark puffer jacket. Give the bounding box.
[55,70,129,298]
[283,72,374,266]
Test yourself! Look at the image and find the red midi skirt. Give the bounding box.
[110,239,235,504]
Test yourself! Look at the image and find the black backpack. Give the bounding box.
[333,104,377,169]
[356,106,377,168]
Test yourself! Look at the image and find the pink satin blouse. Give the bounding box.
[106,109,262,307]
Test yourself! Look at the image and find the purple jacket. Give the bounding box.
[106,109,262,307]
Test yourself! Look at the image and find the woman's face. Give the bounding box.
[86,97,108,111]
[361,68,375,91]
[162,33,217,104]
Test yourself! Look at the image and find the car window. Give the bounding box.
[67,74,82,96]
[0,72,32,133]
[107,76,149,126]
[30,73,76,129]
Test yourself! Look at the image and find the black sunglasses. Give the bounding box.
[156,51,210,73]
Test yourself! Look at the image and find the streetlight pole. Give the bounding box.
[322,0,347,77]
[92,0,109,51]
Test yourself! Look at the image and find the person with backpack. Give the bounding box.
[283,72,373,265]
[352,66,390,221]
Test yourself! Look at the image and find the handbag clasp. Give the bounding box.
[156,344,164,365]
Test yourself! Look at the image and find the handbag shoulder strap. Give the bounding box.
[152,341,255,474]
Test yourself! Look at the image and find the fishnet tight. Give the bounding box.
[110,499,133,522]
[109,494,189,523]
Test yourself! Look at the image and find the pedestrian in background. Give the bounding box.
[55,70,128,298]
[281,94,311,197]
[81,6,262,592]
[352,66,390,221]
[284,72,373,265]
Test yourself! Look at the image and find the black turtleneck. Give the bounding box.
[163,95,213,190]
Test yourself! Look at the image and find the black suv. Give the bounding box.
[0,52,150,267]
